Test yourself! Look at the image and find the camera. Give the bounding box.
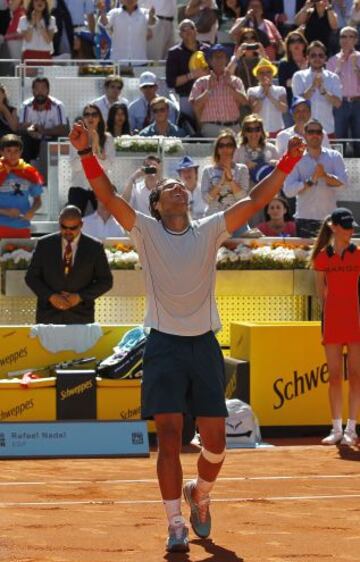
[245,43,259,51]
[143,165,158,175]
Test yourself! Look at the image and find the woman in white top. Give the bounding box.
[247,58,287,137]
[68,104,115,216]
[201,129,250,236]
[17,0,57,63]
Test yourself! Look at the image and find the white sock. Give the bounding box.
[195,476,214,499]
[345,419,357,433]
[332,419,342,433]
[163,498,182,526]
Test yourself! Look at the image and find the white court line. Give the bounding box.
[0,473,359,487]
[1,493,360,508]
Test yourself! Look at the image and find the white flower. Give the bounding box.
[0,249,33,264]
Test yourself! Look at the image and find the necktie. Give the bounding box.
[143,103,152,128]
[63,241,72,276]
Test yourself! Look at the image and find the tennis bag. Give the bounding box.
[96,326,147,379]
[225,398,261,448]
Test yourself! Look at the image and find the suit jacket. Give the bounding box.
[25,232,113,324]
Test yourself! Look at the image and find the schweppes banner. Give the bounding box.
[230,321,350,426]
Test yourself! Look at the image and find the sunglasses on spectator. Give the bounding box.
[60,223,82,231]
[153,106,167,113]
[309,53,325,59]
[218,142,235,148]
[83,111,99,117]
[306,128,323,135]
[245,126,261,132]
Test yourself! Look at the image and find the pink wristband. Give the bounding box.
[81,154,104,180]
[276,152,302,175]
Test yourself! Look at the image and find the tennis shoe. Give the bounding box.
[183,479,211,538]
[341,429,358,446]
[321,429,343,445]
[166,516,189,553]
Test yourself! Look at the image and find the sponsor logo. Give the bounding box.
[60,379,94,400]
[0,346,28,369]
[120,406,141,420]
[273,362,329,410]
[132,432,144,445]
[0,399,34,421]
[0,433,6,447]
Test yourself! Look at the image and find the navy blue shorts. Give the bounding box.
[141,329,228,419]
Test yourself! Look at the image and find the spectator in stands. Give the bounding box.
[247,58,287,137]
[63,0,95,32]
[276,96,331,156]
[18,77,69,181]
[50,0,73,58]
[122,154,162,216]
[17,0,57,63]
[332,0,352,30]
[107,102,131,137]
[229,0,284,61]
[128,71,178,134]
[184,0,219,45]
[227,28,266,91]
[176,155,207,219]
[91,75,129,123]
[0,134,43,238]
[235,114,279,184]
[0,83,19,137]
[4,0,25,61]
[82,187,125,240]
[292,41,342,137]
[278,30,308,125]
[72,28,96,60]
[283,118,348,237]
[165,19,210,127]
[270,1,306,38]
[68,104,115,216]
[25,204,113,324]
[139,97,187,138]
[327,26,360,156]
[294,0,338,52]
[256,194,296,236]
[189,43,248,137]
[98,0,157,63]
[0,0,10,38]
[139,0,177,60]
[350,0,360,26]
[201,129,250,235]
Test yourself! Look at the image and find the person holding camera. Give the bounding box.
[122,154,162,217]
[226,27,267,89]
[294,0,338,52]
[229,0,284,61]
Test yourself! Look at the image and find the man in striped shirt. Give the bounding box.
[189,44,248,138]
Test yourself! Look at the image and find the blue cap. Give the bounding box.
[176,155,199,171]
[291,96,311,112]
[210,43,228,55]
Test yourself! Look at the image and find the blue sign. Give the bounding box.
[0,421,149,458]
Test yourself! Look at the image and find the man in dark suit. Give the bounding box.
[25,205,113,324]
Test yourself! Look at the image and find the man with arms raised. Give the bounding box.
[69,122,304,553]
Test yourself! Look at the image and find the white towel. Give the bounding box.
[30,324,103,353]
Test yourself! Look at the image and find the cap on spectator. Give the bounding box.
[210,43,228,56]
[139,72,157,87]
[330,208,358,229]
[291,96,311,112]
[176,156,199,171]
[252,58,278,77]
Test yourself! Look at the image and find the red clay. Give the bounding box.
[0,442,360,562]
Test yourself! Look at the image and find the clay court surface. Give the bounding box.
[0,442,360,562]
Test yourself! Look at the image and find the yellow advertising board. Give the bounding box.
[0,325,137,378]
[230,321,349,426]
[97,378,141,421]
[0,381,56,422]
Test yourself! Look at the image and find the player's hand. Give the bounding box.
[69,122,90,151]
[49,293,71,310]
[287,136,306,159]
[61,292,81,307]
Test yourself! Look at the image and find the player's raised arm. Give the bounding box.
[69,122,136,232]
[224,137,305,234]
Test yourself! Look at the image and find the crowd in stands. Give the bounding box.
[1,0,360,240]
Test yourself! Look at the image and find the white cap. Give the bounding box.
[139,71,157,87]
